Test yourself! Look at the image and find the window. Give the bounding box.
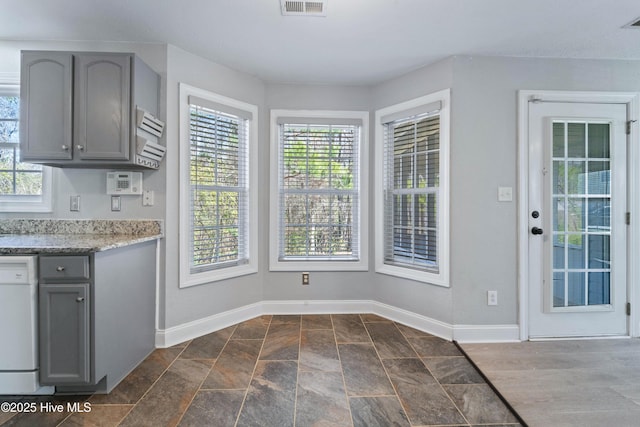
[0,83,51,212]
[270,110,369,271]
[179,84,258,287]
[375,90,450,286]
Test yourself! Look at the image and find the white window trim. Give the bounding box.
[178,83,258,287]
[374,89,450,286]
[269,109,369,271]
[0,80,52,213]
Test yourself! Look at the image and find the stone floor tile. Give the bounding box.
[201,339,262,390]
[231,316,272,340]
[295,371,352,427]
[383,358,466,425]
[364,322,416,358]
[301,314,333,330]
[59,404,132,426]
[260,323,300,361]
[444,384,519,425]
[119,359,213,427]
[408,336,462,357]
[332,314,370,343]
[299,329,341,372]
[236,360,297,427]
[338,343,395,396]
[180,325,236,359]
[90,348,182,404]
[178,390,245,427]
[423,356,485,384]
[349,396,410,427]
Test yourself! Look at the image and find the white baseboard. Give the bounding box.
[453,324,520,343]
[155,302,262,348]
[155,299,521,347]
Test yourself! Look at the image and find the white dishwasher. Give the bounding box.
[0,256,53,394]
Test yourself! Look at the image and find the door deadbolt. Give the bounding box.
[531,211,540,219]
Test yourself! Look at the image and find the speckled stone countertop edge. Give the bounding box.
[0,219,164,254]
[0,219,163,236]
[0,233,162,254]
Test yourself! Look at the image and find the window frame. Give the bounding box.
[179,83,258,287]
[269,109,369,271]
[374,90,450,286]
[0,80,52,213]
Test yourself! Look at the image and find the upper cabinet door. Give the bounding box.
[75,54,131,160]
[20,52,73,160]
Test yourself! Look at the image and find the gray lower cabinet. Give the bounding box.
[38,283,91,385]
[37,241,156,393]
[20,50,159,169]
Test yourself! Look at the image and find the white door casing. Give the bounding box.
[518,91,640,340]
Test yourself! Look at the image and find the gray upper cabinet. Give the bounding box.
[75,54,131,161]
[20,52,73,161]
[20,51,160,169]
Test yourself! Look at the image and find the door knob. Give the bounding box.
[531,227,544,235]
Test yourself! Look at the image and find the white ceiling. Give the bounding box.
[2,0,640,85]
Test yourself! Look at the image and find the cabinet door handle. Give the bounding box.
[61,145,69,151]
[56,266,65,272]
[76,297,85,303]
[76,145,85,151]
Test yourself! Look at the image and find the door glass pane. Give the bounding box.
[588,123,610,158]
[567,123,586,157]
[567,161,585,194]
[551,120,611,309]
[553,122,565,157]
[568,272,586,306]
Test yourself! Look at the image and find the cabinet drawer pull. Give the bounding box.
[56,266,65,272]
[61,144,69,151]
[76,145,85,151]
[76,297,84,303]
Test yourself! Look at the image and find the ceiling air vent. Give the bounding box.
[623,17,640,28]
[281,0,327,17]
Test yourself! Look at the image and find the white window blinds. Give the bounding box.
[0,91,44,197]
[278,121,361,260]
[383,111,440,272]
[188,99,249,273]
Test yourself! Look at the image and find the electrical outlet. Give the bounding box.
[487,290,498,306]
[143,190,154,206]
[302,272,310,285]
[70,195,80,212]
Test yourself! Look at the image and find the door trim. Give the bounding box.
[517,90,640,340]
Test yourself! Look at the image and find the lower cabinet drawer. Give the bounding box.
[40,256,90,281]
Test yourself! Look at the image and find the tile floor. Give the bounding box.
[1,314,521,426]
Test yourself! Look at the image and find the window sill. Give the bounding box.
[375,262,449,287]
[180,263,258,288]
[269,258,369,272]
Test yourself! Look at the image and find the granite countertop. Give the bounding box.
[0,220,163,254]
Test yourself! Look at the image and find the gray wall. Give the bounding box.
[448,56,640,326]
[5,37,640,334]
[370,58,456,324]
[262,83,374,303]
[161,45,266,329]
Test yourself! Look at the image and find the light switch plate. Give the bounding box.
[498,187,513,202]
[70,195,80,212]
[111,195,121,212]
